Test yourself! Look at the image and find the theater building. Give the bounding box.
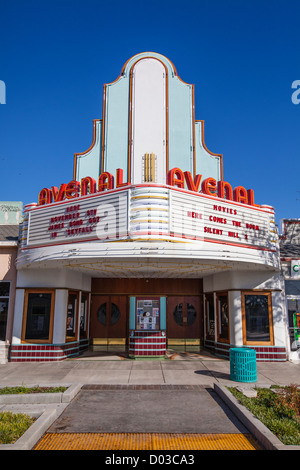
[11,52,288,362]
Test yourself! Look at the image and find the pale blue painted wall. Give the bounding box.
[75,52,221,185]
[194,121,222,181]
[103,78,130,179]
[168,76,194,173]
[160,297,166,330]
[75,120,102,181]
[129,296,136,330]
[0,201,23,224]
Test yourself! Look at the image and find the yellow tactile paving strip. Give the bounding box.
[34,432,261,450]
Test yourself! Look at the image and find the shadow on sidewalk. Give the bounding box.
[194,369,231,380]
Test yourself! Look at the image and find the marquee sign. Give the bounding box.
[27,190,128,246]
[169,190,276,250]
[37,167,260,207]
[25,167,277,252]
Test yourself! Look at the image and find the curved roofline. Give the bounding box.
[103,52,193,90]
[121,51,178,76]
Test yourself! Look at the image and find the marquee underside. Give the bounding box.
[17,250,278,278]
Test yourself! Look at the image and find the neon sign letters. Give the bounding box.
[38,167,259,208]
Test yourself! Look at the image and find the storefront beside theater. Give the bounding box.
[280,219,300,363]
[0,202,22,363]
[11,52,289,362]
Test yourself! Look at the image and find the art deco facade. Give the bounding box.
[9,53,291,362]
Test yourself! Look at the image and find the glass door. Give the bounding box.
[286,296,300,350]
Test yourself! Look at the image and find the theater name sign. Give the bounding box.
[24,167,278,251]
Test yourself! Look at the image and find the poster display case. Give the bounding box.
[66,291,78,341]
[136,298,160,330]
[129,297,166,357]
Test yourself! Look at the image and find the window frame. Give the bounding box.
[204,292,215,340]
[21,289,55,344]
[65,290,79,343]
[135,297,160,331]
[241,290,274,346]
[79,292,90,339]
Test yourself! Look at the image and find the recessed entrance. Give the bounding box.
[90,295,128,352]
[89,278,203,355]
[167,296,202,352]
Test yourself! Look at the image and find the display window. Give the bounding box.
[22,289,55,343]
[241,291,274,345]
[286,296,300,350]
[204,293,215,340]
[216,292,229,343]
[136,298,160,330]
[80,293,89,339]
[66,291,79,342]
[0,282,10,342]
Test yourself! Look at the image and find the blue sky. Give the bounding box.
[1,0,300,228]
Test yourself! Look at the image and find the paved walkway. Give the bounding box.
[0,351,299,450]
[0,350,299,387]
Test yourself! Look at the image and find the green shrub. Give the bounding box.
[0,385,67,395]
[0,412,34,444]
[228,386,300,446]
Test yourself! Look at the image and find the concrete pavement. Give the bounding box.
[0,350,299,387]
[0,350,299,450]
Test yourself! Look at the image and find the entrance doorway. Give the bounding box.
[89,279,203,356]
[90,295,128,352]
[286,296,300,351]
[167,296,202,351]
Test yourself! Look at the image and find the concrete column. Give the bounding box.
[52,289,68,343]
[12,288,25,344]
[229,290,243,345]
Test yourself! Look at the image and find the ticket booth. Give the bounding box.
[129,297,166,358]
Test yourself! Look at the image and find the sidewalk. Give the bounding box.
[0,351,299,450]
[0,350,299,388]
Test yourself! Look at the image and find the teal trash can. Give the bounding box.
[229,348,257,382]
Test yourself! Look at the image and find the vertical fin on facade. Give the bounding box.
[74,52,222,186]
[143,153,156,182]
[130,58,167,184]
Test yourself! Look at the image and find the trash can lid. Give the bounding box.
[230,347,254,352]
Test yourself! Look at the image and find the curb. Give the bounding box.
[0,384,83,450]
[0,383,82,405]
[214,383,300,451]
[2,383,300,450]
[0,406,61,450]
